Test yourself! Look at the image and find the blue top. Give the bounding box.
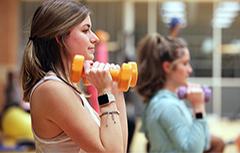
[141,89,210,153]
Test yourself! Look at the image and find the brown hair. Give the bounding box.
[20,0,90,101]
[136,33,187,102]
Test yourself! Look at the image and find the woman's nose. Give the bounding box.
[188,65,193,74]
[90,32,99,44]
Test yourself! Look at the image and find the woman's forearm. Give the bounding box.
[115,92,128,152]
[99,103,124,153]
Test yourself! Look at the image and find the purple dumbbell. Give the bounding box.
[177,86,212,102]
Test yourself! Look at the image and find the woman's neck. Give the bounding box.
[60,52,71,81]
[164,81,178,93]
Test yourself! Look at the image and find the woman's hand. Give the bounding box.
[84,61,120,95]
[185,83,205,113]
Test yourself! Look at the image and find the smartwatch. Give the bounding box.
[98,91,116,107]
[195,112,203,119]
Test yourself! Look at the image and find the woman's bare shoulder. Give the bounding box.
[30,80,82,117]
[30,79,101,147]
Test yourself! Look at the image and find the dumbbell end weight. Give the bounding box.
[71,55,84,83]
[128,62,138,87]
[202,86,212,102]
[118,63,132,92]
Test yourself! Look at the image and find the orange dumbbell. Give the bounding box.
[71,55,138,92]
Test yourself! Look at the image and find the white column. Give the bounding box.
[148,1,157,34]
[122,1,135,59]
[212,2,222,117]
[123,1,134,34]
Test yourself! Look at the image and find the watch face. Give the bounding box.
[98,92,116,106]
[195,113,203,119]
[98,94,109,106]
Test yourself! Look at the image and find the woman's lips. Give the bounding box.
[88,47,95,53]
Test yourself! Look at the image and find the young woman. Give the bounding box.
[136,33,224,153]
[20,0,127,152]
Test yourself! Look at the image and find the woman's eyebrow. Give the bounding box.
[82,24,91,28]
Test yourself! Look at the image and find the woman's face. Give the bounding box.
[65,15,99,61]
[167,48,192,87]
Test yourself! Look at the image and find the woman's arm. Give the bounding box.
[114,91,128,153]
[87,61,128,152]
[32,81,124,153]
[158,101,210,153]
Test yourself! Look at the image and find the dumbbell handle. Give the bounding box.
[177,86,212,102]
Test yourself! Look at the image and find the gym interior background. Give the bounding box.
[0,0,240,152]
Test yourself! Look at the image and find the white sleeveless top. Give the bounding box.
[30,73,100,153]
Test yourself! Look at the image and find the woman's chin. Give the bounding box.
[84,54,94,61]
[89,55,94,61]
[180,81,188,86]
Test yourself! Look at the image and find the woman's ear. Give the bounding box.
[55,36,60,44]
[55,36,63,47]
[55,36,64,48]
[163,61,171,74]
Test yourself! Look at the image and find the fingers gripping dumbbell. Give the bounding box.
[70,55,138,92]
[177,86,212,102]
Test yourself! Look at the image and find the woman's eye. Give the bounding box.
[183,62,189,66]
[82,29,89,33]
